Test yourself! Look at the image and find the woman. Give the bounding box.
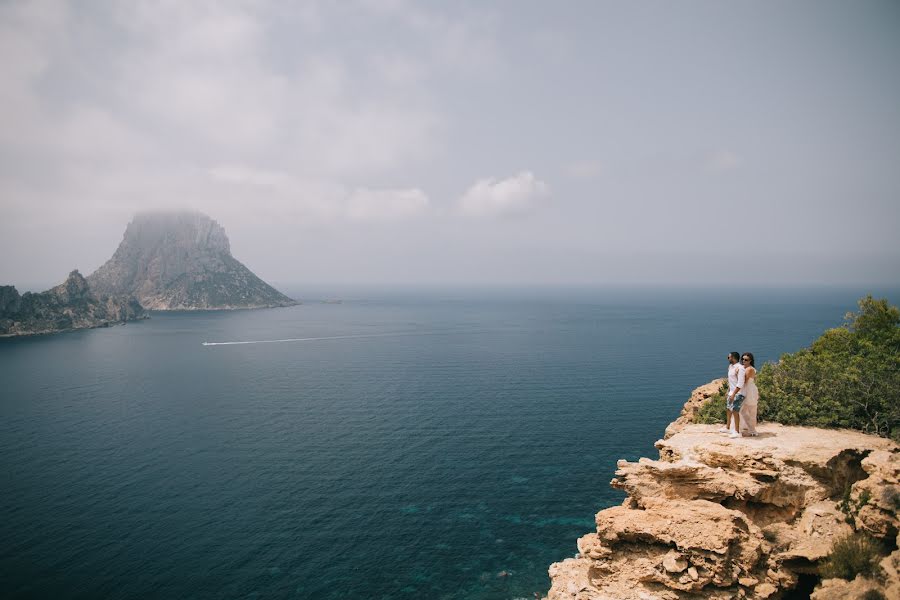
[739,353,759,436]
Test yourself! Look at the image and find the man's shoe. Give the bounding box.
[728,431,741,439]
[718,427,730,433]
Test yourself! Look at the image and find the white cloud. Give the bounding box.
[207,165,428,223]
[56,107,155,162]
[105,3,442,171]
[0,0,68,148]
[208,165,295,187]
[346,188,429,221]
[285,57,440,175]
[360,0,502,74]
[0,1,448,233]
[457,171,550,218]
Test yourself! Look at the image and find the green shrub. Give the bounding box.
[837,485,872,526]
[861,590,886,600]
[755,296,900,440]
[761,528,779,543]
[820,533,883,580]
[695,381,729,425]
[882,487,900,511]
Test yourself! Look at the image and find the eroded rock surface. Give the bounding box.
[87,212,297,310]
[0,270,147,337]
[546,382,900,600]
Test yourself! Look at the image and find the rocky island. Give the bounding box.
[0,270,147,337]
[545,380,900,600]
[87,211,297,310]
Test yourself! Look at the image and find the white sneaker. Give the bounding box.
[718,427,730,433]
[729,431,741,439]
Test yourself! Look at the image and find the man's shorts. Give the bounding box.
[728,394,745,412]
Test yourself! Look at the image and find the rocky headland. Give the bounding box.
[0,270,147,337]
[87,212,297,310]
[546,380,899,600]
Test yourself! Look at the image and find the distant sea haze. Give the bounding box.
[1,286,897,599]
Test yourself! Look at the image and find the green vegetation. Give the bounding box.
[837,485,871,526]
[820,533,883,581]
[695,380,729,425]
[883,486,900,511]
[695,296,900,441]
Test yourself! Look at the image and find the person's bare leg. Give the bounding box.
[732,412,741,435]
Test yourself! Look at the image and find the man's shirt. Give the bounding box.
[728,362,746,395]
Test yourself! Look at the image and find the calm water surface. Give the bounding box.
[2,286,896,599]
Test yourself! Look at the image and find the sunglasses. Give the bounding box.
[741,358,750,362]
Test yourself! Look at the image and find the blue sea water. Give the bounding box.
[1,286,897,600]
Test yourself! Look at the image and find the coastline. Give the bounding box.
[0,314,149,339]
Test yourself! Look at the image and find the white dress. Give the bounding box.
[743,377,758,406]
[740,372,759,434]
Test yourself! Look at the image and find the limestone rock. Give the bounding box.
[87,212,297,310]
[0,270,147,337]
[664,378,724,438]
[661,552,688,574]
[545,381,900,600]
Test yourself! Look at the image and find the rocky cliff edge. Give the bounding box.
[1,270,147,337]
[546,380,900,600]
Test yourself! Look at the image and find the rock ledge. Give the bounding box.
[545,382,900,600]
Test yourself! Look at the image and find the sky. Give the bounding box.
[1,0,899,290]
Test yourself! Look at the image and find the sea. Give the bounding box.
[2,285,897,600]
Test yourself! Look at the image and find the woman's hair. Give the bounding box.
[741,352,755,367]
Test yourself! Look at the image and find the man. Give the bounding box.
[720,351,745,438]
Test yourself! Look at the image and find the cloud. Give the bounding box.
[0,2,444,177]
[0,2,454,230]
[457,171,550,218]
[563,159,603,179]
[0,1,69,149]
[208,165,428,222]
[208,165,295,187]
[706,149,742,171]
[361,0,502,75]
[346,188,429,221]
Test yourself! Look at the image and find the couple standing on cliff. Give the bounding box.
[720,352,759,438]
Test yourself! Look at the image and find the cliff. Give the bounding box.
[87,212,297,310]
[0,270,147,337]
[546,380,900,600]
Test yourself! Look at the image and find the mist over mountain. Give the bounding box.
[87,212,296,310]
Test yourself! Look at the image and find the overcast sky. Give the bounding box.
[2,0,899,290]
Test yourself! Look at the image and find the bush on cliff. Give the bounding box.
[695,381,729,424]
[820,532,883,580]
[696,295,900,441]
